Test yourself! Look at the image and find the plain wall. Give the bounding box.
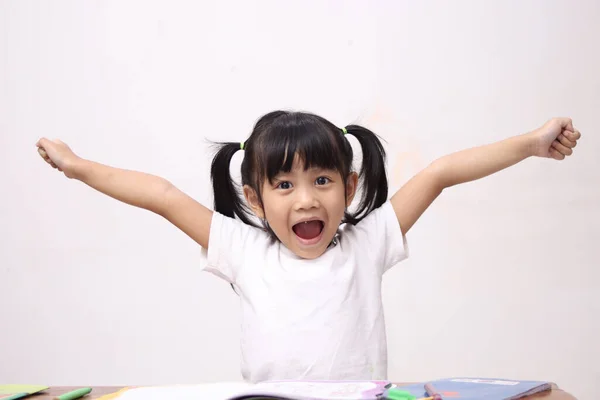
[1,0,599,398]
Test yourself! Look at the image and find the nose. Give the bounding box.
[293,185,320,211]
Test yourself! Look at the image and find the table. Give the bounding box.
[31,384,577,399]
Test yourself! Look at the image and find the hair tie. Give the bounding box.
[341,127,347,135]
[240,142,245,150]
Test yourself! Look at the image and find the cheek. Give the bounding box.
[324,190,348,215]
[262,196,288,224]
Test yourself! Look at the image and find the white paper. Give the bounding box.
[111,381,380,400]
[115,383,253,400]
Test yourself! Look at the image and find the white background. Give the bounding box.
[1,0,598,399]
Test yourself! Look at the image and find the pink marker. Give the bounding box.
[424,382,443,400]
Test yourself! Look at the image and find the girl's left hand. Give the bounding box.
[529,117,581,160]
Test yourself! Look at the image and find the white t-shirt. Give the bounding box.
[202,201,408,383]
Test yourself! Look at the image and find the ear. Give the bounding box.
[243,185,265,219]
[345,172,358,207]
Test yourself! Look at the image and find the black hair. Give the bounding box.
[210,110,388,236]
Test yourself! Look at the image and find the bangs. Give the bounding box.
[253,113,350,184]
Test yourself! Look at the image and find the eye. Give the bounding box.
[315,176,330,186]
[277,181,292,190]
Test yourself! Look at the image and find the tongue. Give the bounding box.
[294,221,323,240]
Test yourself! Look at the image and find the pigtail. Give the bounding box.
[344,125,388,224]
[211,142,250,295]
[210,142,253,224]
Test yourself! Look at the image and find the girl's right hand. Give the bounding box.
[36,138,80,178]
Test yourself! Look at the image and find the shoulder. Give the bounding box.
[202,211,273,283]
[208,211,273,253]
[341,201,400,238]
[339,200,408,273]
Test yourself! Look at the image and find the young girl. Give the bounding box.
[37,111,580,383]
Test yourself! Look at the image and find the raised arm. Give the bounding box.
[391,118,581,235]
[36,138,213,249]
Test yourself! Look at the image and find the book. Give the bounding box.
[97,380,392,400]
[395,377,552,400]
[0,385,49,400]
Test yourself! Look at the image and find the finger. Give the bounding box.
[38,149,52,164]
[551,140,573,156]
[37,137,52,148]
[557,133,577,148]
[564,129,581,141]
[549,147,565,160]
[556,117,574,132]
[38,150,52,164]
[50,161,58,169]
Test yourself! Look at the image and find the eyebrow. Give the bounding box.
[276,166,335,176]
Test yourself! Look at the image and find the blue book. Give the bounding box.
[395,377,552,400]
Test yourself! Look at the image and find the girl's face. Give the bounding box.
[245,156,357,259]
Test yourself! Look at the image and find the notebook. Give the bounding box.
[97,380,392,400]
[395,377,552,400]
[0,385,49,399]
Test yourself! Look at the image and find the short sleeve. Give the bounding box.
[341,201,409,275]
[200,212,269,284]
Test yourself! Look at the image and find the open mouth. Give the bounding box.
[292,220,325,245]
